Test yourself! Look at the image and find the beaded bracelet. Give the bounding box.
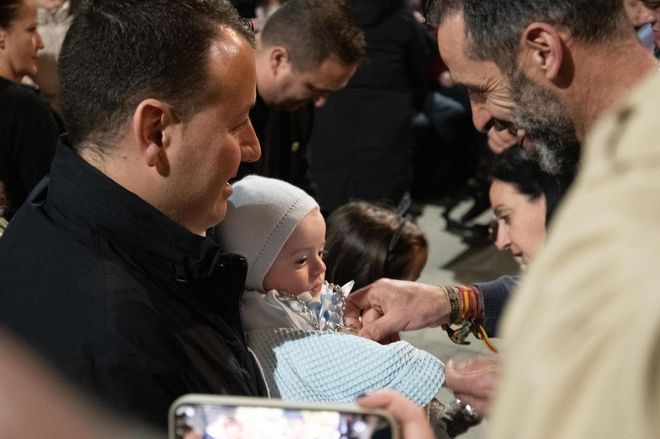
[444,286,461,324]
[441,285,497,353]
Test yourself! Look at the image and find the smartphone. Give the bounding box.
[169,394,399,439]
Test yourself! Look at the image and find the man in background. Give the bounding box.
[241,0,365,191]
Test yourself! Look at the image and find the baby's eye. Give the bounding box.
[295,257,308,265]
[499,215,511,225]
[318,250,326,258]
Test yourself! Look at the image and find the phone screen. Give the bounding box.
[173,402,394,439]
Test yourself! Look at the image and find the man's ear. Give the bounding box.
[132,99,176,172]
[0,29,6,50]
[519,22,565,82]
[269,46,292,76]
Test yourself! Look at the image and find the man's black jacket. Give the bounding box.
[0,143,266,429]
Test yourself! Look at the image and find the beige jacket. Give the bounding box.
[489,74,660,438]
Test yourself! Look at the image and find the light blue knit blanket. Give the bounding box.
[248,328,445,406]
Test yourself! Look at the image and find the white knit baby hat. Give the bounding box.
[217,175,319,290]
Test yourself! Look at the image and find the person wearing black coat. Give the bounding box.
[309,0,429,213]
[0,1,266,429]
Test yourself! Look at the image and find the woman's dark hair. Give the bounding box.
[489,146,574,224]
[325,201,428,289]
[0,0,23,28]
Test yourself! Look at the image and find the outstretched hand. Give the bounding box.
[345,279,451,342]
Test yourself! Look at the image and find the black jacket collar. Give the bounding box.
[41,142,246,284]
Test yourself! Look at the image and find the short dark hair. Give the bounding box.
[59,0,254,152]
[325,202,427,289]
[425,0,629,74]
[260,0,365,71]
[489,146,573,223]
[423,0,463,28]
[0,0,23,28]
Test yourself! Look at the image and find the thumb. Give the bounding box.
[358,390,434,439]
[358,313,398,342]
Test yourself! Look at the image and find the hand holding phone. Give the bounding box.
[170,394,399,439]
[357,390,435,439]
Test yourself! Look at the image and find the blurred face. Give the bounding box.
[270,55,357,110]
[623,0,656,29]
[0,0,43,81]
[165,31,260,234]
[643,1,660,44]
[437,13,517,134]
[263,209,327,298]
[489,180,547,265]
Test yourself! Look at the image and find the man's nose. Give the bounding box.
[471,102,493,133]
[240,121,261,163]
[36,31,45,50]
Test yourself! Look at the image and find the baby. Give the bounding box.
[217,176,445,409]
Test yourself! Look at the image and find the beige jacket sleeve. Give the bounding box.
[488,74,660,439]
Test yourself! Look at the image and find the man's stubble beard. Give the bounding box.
[509,70,581,176]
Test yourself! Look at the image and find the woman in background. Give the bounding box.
[1,0,59,220]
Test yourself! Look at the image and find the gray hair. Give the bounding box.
[425,0,629,74]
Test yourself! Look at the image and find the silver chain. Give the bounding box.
[276,282,352,332]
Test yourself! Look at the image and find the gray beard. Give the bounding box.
[510,72,581,176]
[516,117,580,175]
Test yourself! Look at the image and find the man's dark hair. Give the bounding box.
[425,0,629,74]
[490,146,573,224]
[59,0,254,152]
[259,0,365,71]
[0,0,23,28]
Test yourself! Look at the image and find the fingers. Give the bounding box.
[357,316,391,342]
[357,390,423,421]
[357,390,434,439]
[361,308,381,326]
[444,355,500,417]
[344,288,371,329]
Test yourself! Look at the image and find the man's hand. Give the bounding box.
[345,279,450,342]
[357,390,435,439]
[444,354,501,417]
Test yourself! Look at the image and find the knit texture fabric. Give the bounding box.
[216,175,318,290]
[248,328,445,405]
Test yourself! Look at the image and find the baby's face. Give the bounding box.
[263,209,327,298]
